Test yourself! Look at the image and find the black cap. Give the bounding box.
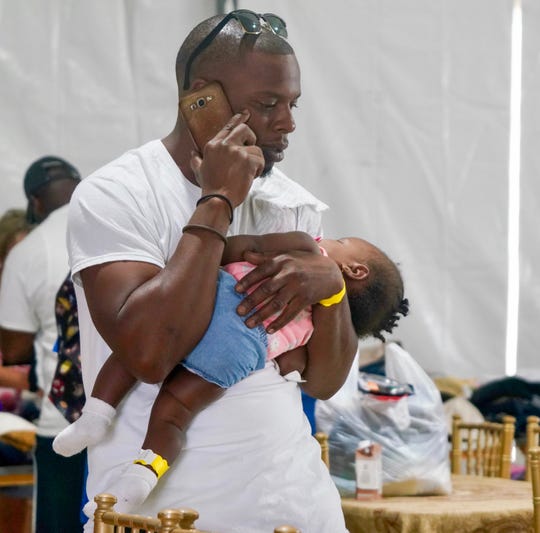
[24,156,80,198]
[24,156,80,223]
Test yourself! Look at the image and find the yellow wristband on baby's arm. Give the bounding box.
[134,449,169,479]
[318,279,346,307]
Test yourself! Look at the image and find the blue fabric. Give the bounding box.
[182,270,268,388]
[301,391,317,435]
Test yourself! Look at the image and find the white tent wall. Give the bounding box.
[0,1,535,380]
[0,0,217,208]
[519,0,540,377]
[262,0,512,379]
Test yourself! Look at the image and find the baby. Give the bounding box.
[53,231,408,513]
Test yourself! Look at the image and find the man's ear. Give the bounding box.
[341,262,369,281]
[179,79,209,102]
[188,78,210,92]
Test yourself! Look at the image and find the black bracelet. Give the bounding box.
[182,224,228,245]
[196,194,234,224]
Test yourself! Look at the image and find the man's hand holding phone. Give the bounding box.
[180,81,263,208]
[190,111,264,208]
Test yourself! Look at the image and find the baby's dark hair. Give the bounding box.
[346,249,409,342]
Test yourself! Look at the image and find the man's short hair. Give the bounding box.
[175,14,294,93]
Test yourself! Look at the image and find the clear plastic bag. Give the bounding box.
[316,342,452,497]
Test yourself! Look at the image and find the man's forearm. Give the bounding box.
[82,201,231,383]
[300,300,358,399]
[222,232,317,265]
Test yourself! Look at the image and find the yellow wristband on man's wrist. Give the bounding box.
[318,279,346,307]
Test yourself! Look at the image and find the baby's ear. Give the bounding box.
[341,262,369,281]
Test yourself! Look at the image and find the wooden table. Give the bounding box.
[341,474,533,532]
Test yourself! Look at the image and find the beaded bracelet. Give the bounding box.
[196,194,234,224]
[182,224,227,245]
[318,279,347,307]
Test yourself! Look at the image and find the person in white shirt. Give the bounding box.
[0,156,85,532]
[67,10,358,533]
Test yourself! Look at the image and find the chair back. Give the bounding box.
[93,493,301,533]
[451,414,515,478]
[93,493,201,533]
[314,432,330,468]
[529,447,540,533]
[526,416,540,481]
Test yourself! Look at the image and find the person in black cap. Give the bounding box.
[0,156,84,532]
[24,156,81,224]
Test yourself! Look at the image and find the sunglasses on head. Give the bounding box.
[183,9,288,91]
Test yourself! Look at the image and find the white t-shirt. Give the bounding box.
[0,204,71,437]
[68,139,347,533]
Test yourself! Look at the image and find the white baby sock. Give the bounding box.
[83,454,160,517]
[52,396,116,457]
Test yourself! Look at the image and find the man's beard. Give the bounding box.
[261,164,273,177]
[260,149,275,177]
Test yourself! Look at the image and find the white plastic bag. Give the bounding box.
[316,342,452,497]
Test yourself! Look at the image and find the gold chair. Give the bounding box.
[0,430,36,455]
[0,467,33,489]
[314,431,330,468]
[526,416,540,481]
[93,493,202,533]
[529,447,540,533]
[93,493,300,533]
[451,414,515,478]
